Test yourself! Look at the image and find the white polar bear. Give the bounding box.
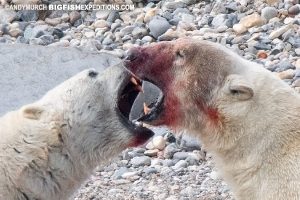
[0,64,153,200]
[124,38,300,200]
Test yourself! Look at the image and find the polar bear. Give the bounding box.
[124,38,300,200]
[0,64,154,200]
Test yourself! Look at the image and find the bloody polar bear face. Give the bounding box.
[123,38,256,135]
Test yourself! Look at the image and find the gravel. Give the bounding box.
[0,0,300,199]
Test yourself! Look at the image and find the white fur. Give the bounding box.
[182,42,300,200]
[0,65,135,200]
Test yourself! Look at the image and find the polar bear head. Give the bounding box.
[20,64,154,165]
[124,38,295,151]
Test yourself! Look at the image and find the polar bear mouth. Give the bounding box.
[117,76,164,126]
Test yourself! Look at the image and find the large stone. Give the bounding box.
[0,9,17,24]
[0,44,120,115]
[239,13,264,28]
[269,24,293,40]
[17,10,39,22]
[261,7,278,22]
[149,16,171,39]
[131,156,151,167]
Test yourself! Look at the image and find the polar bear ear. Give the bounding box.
[21,105,44,120]
[227,75,254,101]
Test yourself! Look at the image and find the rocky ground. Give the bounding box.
[0,0,300,199]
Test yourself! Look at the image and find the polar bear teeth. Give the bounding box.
[133,120,152,128]
[131,77,144,93]
[143,103,151,115]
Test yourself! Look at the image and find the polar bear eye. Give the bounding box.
[176,50,185,58]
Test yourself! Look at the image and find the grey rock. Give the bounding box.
[270,60,295,72]
[141,35,153,43]
[51,28,64,39]
[132,27,148,39]
[69,11,81,24]
[107,11,120,23]
[39,35,54,45]
[295,48,300,56]
[173,8,191,16]
[16,36,28,44]
[0,37,7,43]
[180,13,195,23]
[288,5,300,16]
[173,160,188,170]
[120,25,135,36]
[163,159,174,167]
[161,11,174,21]
[288,37,300,48]
[0,44,120,115]
[186,156,199,165]
[180,0,198,5]
[270,48,281,55]
[111,22,121,32]
[261,7,278,22]
[102,36,113,45]
[17,22,30,31]
[149,16,171,39]
[29,38,44,45]
[180,134,201,150]
[131,156,151,167]
[253,42,271,50]
[163,1,186,10]
[211,14,228,27]
[143,167,158,175]
[173,152,190,160]
[24,25,49,39]
[164,143,180,159]
[112,167,129,180]
[0,10,17,24]
[17,10,39,22]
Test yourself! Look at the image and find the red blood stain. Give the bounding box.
[195,98,220,124]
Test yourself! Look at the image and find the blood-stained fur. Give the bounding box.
[125,38,300,200]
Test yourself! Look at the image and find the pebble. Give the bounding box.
[152,136,166,150]
[132,27,148,39]
[164,143,180,159]
[121,171,139,179]
[94,20,108,29]
[45,18,62,26]
[144,149,159,157]
[69,11,81,24]
[173,160,188,170]
[269,24,293,40]
[239,13,264,28]
[233,24,248,34]
[131,156,151,167]
[146,135,166,150]
[144,8,157,23]
[261,7,278,22]
[0,9,16,24]
[149,16,171,39]
[96,10,110,20]
[173,152,190,160]
[17,10,39,22]
[277,69,295,79]
[288,5,300,15]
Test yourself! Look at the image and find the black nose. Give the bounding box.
[125,48,139,61]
